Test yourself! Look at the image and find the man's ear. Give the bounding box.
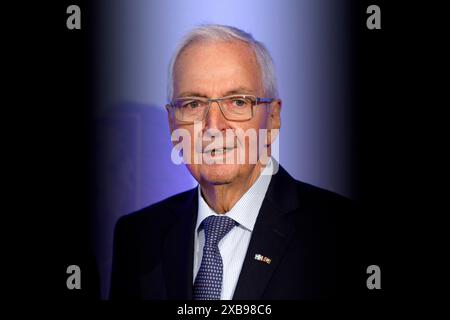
[266,99,281,145]
[166,104,177,146]
[268,99,281,130]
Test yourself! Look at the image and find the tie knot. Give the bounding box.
[202,215,236,247]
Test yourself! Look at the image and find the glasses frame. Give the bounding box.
[167,94,275,123]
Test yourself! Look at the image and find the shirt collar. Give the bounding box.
[196,158,274,233]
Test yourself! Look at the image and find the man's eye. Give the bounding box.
[182,101,200,108]
[232,99,248,107]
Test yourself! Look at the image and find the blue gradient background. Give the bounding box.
[93,0,352,299]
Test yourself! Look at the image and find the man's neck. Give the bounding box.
[200,162,265,214]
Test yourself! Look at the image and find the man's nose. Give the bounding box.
[204,101,228,130]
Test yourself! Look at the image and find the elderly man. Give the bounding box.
[110,24,351,300]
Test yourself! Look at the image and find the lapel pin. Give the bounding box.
[254,254,272,264]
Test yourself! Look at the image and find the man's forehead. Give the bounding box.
[174,76,261,99]
[173,40,262,96]
[179,39,255,60]
[175,41,259,74]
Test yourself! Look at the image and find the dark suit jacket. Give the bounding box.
[110,165,357,300]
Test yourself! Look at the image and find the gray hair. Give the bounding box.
[167,24,279,102]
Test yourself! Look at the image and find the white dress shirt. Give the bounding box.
[193,159,274,300]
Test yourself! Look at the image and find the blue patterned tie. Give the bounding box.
[193,215,236,300]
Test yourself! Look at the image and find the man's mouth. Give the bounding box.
[203,147,235,156]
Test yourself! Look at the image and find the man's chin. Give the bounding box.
[200,164,240,185]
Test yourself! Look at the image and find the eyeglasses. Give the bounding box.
[167,94,274,123]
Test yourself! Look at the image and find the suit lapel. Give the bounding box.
[233,166,300,300]
[161,188,198,299]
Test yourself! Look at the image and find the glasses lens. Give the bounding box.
[174,99,207,122]
[221,96,254,120]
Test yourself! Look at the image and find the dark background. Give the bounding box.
[4,0,440,308]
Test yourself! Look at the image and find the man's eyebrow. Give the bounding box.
[177,92,209,98]
[224,88,256,96]
[176,87,257,99]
